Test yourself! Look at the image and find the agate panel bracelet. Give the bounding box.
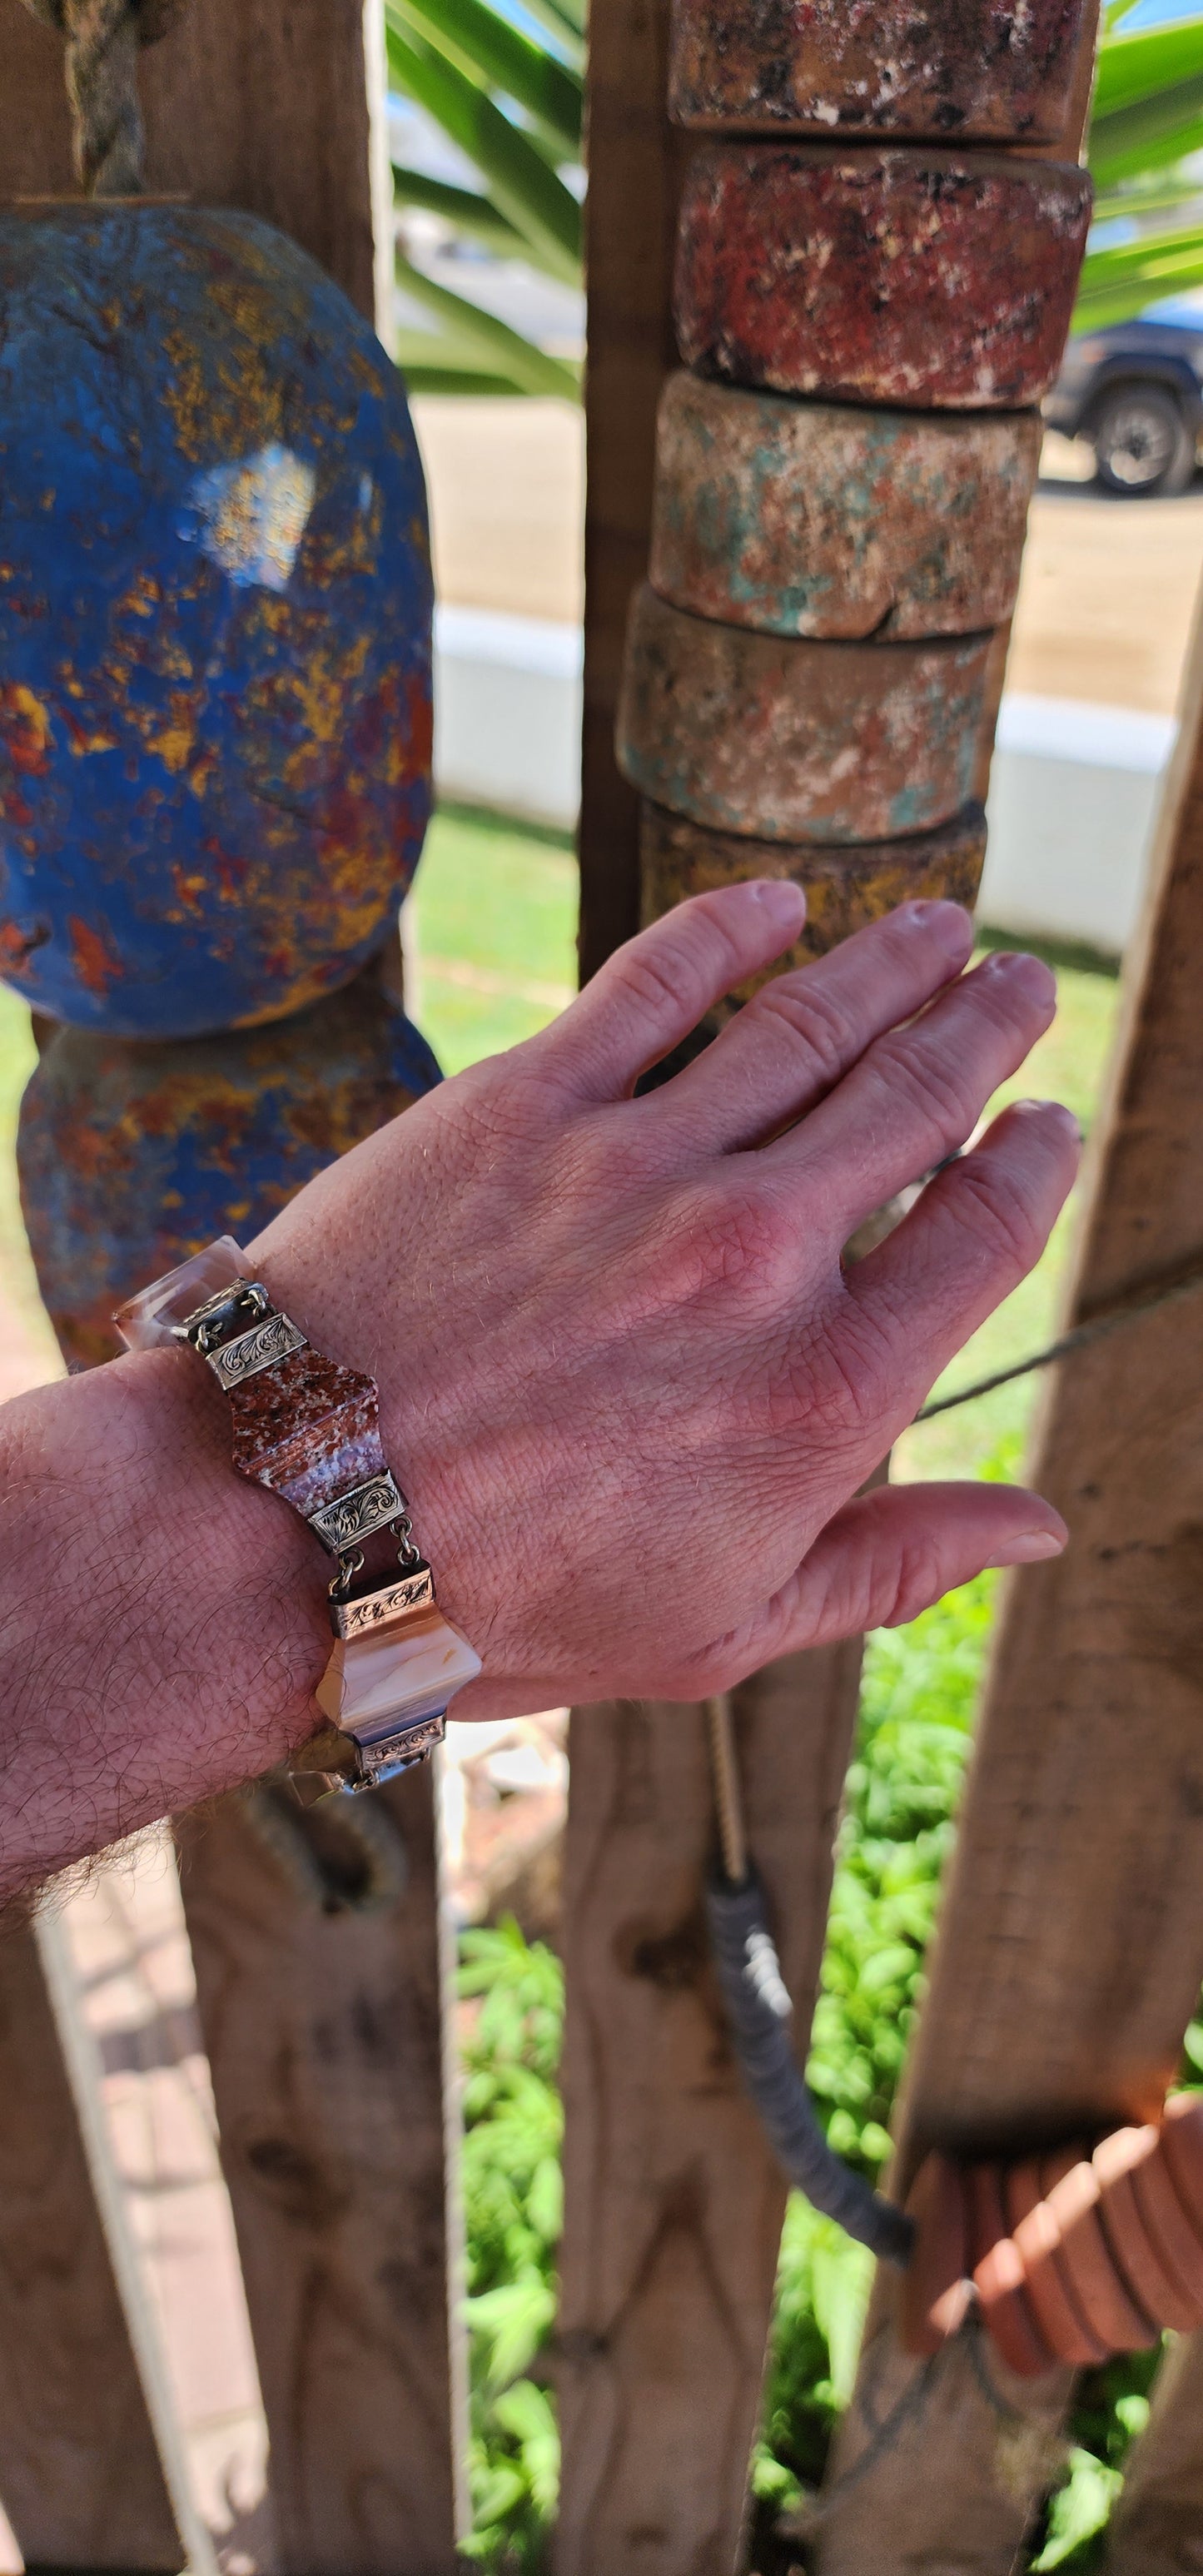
[115,1236,480,1798]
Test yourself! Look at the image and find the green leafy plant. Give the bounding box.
[1077,3,1203,329]
[455,1609,1203,2568]
[385,0,583,397]
[459,1918,563,2570]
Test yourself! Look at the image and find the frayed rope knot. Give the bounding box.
[17,0,190,196]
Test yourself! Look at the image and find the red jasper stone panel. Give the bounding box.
[674,146,1092,410]
[229,1346,388,1516]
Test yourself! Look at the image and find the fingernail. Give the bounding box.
[749,878,806,926]
[979,948,1056,1006]
[1012,1097,1083,1144]
[992,1527,1066,1564]
[902,898,972,959]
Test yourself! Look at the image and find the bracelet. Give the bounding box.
[115,1236,480,1798]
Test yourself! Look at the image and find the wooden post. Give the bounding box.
[817,583,1203,2572]
[557,1649,864,2574]
[570,2,1099,2568]
[575,0,687,982]
[176,1768,465,2573]
[567,32,868,2563]
[0,1922,182,2568]
[1,8,463,2563]
[1103,2330,1203,2570]
[0,0,382,314]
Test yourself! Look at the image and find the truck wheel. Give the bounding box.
[1092,385,1196,496]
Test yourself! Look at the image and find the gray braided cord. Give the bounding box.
[17,0,190,195]
[706,1871,915,2265]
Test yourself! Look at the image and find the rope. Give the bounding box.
[241,1779,410,1917]
[915,1242,1203,1423]
[704,1696,748,1886]
[705,1860,915,2261]
[705,1698,914,2261]
[17,0,190,196]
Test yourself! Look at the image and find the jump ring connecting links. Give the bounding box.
[391,1512,423,1574]
[329,1548,366,1606]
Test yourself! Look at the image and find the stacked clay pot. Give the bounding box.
[902,2096,1203,2373]
[0,203,438,1356]
[614,0,1095,1016]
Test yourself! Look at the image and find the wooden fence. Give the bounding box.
[2,0,1203,2569]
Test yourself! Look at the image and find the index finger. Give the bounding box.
[533,879,806,1100]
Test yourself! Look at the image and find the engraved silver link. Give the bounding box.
[308,1472,407,1554]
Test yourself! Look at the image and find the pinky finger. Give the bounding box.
[697,1480,1067,1686]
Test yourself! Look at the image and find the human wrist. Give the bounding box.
[117,1232,485,1781]
[110,1343,333,1776]
[0,1346,333,1901]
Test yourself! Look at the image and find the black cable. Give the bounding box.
[915,1244,1203,1422]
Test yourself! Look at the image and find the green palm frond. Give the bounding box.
[391,0,581,154]
[1076,220,1203,329]
[387,20,582,286]
[392,166,527,255]
[387,0,584,397]
[395,251,580,398]
[1072,13,1203,331]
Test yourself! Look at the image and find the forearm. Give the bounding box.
[0,1344,331,1902]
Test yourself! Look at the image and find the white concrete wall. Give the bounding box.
[433,608,1176,958]
[434,606,584,830]
[981,694,1174,955]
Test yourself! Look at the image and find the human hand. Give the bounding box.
[251,886,1078,1727]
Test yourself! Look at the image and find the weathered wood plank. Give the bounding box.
[818,574,1203,2574]
[0,1918,183,2568]
[576,0,687,982]
[1103,2329,1203,2571]
[176,1767,465,2575]
[0,9,461,2559]
[556,1647,864,2576]
[0,0,380,318]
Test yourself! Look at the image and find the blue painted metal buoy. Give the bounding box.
[0,203,433,1037]
[18,947,441,1367]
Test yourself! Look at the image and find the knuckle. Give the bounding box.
[788,1294,895,1440]
[867,1031,977,1144]
[610,897,746,1029]
[684,1182,793,1304]
[749,976,860,1087]
[609,940,705,1026]
[950,1156,1044,1276]
[876,1533,946,1630]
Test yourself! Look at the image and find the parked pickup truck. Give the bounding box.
[1046,309,1203,495]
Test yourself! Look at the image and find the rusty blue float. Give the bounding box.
[0,202,434,1038]
[19,959,440,1365]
